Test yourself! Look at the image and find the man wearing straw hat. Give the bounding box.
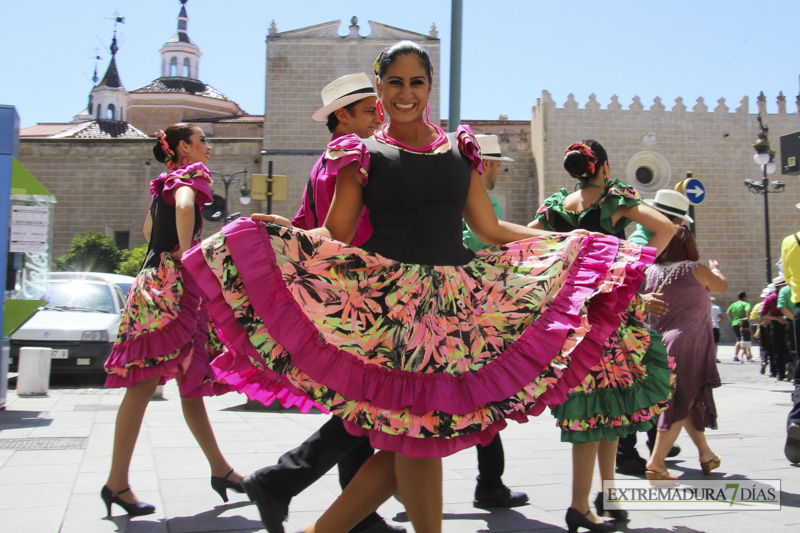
[461,134,529,509]
[243,74,406,533]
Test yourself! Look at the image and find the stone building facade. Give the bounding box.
[17,138,263,255]
[531,90,800,340]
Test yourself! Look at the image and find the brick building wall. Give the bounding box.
[531,90,800,342]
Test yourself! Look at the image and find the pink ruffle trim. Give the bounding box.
[183,235,323,413]
[455,124,483,173]
[150,162,213,206]
[104,272,232,397]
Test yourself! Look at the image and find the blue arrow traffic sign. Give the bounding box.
[683,177,705,205]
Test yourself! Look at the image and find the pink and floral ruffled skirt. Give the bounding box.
[183,219,654,457]
[104,252,232,398]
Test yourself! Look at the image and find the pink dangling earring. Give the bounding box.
[376,100,385,122]
[179,155,189,167]
[425,102,431,124]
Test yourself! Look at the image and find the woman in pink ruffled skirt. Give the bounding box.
[101,123,243,517]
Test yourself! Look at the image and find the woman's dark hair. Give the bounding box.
[153,123,197,163]
[325,100,360,134]
[738,290,747,300]
[563,139,608,181]
[656,224,699,263]
[376,40,433,83]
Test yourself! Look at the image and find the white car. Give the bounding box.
[9,273,134,377]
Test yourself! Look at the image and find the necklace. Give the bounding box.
[378,123,448,153]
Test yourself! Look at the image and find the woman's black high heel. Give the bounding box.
[100,485,156,516]
[595,491,629,521]
[565,507,616,533]
[211,468,245,503]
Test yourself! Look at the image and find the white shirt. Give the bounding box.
[711,304,722,328]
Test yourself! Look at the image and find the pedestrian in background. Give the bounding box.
[726,291,751,360]
[760,276,788,380]
[644,225,728,479]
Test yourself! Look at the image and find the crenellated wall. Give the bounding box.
[532,90,800,341]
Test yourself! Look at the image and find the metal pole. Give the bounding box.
[222,178,231,219]
[448,0,463,130]
[763,165,772,284]
[267,160,273,214]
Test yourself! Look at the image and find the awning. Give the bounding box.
[11,157,56,203]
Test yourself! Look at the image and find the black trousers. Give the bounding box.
[759,324,771,365]
[617,426,658,459]
[250,416,382,531]
[786,319,798,367]
[251,416,507,530]
[789,307,800,427]
[769,322,787,379]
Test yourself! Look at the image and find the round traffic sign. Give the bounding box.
[678,177,706,205]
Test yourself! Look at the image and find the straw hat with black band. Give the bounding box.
[643,189,694,225]
[311,73,377,122]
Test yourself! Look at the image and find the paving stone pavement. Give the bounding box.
[0,345,798,533]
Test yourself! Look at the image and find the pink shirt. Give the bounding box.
[291,133,373,247]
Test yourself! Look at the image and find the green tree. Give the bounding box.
[53,232,123,273]
[116,244,148,277]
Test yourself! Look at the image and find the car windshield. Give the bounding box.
[44,281,115,313]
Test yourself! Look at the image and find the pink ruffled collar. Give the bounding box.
[150,162,212,199]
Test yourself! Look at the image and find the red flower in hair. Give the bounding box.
[564,142,597,178]
[156,130,178,171]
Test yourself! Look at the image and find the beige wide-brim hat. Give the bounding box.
[644,189,694,224]
[311,73,377,122]
[475,134,514,162]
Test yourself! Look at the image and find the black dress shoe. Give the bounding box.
[351,521,407,533]
[242,474,288,533]
[615,454,646,476]
[786,423,800,464]
[473,485,529,509]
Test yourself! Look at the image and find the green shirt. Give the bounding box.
[627,224,652,246]
[778,285,795,314]
[727,300,751,326]
[463,194,501,252]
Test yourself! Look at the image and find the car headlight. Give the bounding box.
[82,330,109,342]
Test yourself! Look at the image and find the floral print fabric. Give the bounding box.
[184,218,654,456]
[104,252,230,398]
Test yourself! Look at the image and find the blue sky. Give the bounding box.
[2,0,797,128]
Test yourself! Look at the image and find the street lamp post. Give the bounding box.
[745,115,784,284]
[206,170,249,223]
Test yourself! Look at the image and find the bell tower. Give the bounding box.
[160,0,202,79]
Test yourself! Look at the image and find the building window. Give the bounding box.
[170,57,178,76]
[107,104,115,120]
[635,166,654,185]
[114,231,130,250]
[96,104,102,118]
[625,152,670,193]
[183,58,190,77]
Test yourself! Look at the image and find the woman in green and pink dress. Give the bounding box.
[184,43,654,533]
[530,140,675,532]
[102,123,243,518]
